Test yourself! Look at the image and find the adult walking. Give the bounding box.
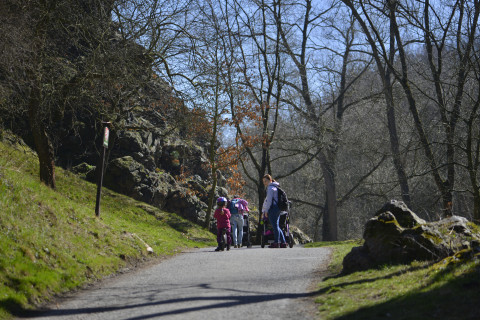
[229,196,249,248]
[262,174,286,248]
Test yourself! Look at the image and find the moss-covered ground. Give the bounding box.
[0,136,215,319]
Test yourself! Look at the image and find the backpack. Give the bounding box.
[275,187,289,211]
[229,198,240,214]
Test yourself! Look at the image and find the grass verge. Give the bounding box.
[307,241,480,320]
[0,136,216,319]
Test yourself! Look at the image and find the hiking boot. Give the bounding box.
[215,246,222,251]
[280,243,287,248]
[268,243,279,248]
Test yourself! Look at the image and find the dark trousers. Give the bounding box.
[216,227,231,246]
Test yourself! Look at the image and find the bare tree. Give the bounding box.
[182,0,241,228]
[340,0,413,210]
[268,0,386,240]
[420,0,480,216]
[0,0,157,189]
[340,0,480,220]
[223,0,284,237]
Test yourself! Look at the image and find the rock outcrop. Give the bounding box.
[65,78,217,224]
[342,200,480,274]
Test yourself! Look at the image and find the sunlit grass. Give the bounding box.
[311,241,480,320]
[0,138,215,319]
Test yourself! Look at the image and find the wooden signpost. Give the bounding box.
[95,123,110,217]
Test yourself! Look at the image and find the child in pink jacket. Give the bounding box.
[214,197,231,251]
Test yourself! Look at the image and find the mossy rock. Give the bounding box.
[71,162,95,176]
[343,201,480,274]
[375,200,426,228]
[433,248,480,270]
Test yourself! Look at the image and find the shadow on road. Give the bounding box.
[11,283,320,319]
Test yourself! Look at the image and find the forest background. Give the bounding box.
[1,0,480,242]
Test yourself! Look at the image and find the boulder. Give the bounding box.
[362,211,405,265]
[160,141,210,180]
[342,246,373,273]
[290,226,312,244]
[164,189,207,223]
[180,176,208,201]
[71,162,95,176]
[115,126,162,172]
[342,200,480,274]
[102,156,171,207]
[375,200,426,228]
[116,131,145,154]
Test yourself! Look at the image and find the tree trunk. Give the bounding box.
[391,7,453,215]
[320,153,337,241]
[313,206,324,242]
[473,194,480,224]
[385,90,411,207]
[28,84,56,189]
[255,137,269,243]
[203,108,220,229]
[203,172,217,229]
[386,4,411,207]
[256,179,266,243]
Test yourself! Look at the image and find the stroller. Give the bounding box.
[260,202,294,248]
[241,213,252,248]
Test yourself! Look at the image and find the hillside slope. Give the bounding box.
[0,133,215,319]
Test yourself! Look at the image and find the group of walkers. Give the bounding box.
[214,195,249,251]
[214,174,288,251]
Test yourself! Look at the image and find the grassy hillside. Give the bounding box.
[307,241,480,320]
[0,134,216,319]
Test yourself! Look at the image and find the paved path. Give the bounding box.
[27,246,331,320]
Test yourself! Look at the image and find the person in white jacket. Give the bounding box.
[262,174,287,248]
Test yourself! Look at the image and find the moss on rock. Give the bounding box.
[343,200,480,274]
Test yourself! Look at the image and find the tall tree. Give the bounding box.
[340,0,412,209]
[420,0,480,216]
[270,0,381,240]
[226,0,284,236]
[342,0,480,218]
[464,59,480,222]
[1,0,65,188]
[185,0,240,228]
[1,0,152,189]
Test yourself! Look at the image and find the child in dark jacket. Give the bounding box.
[214,197,231,251]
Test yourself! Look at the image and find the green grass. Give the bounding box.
[310,241,480,320]
[3,133,480,320]
[0,137,216,319]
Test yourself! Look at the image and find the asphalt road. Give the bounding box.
[27,245,332,320]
